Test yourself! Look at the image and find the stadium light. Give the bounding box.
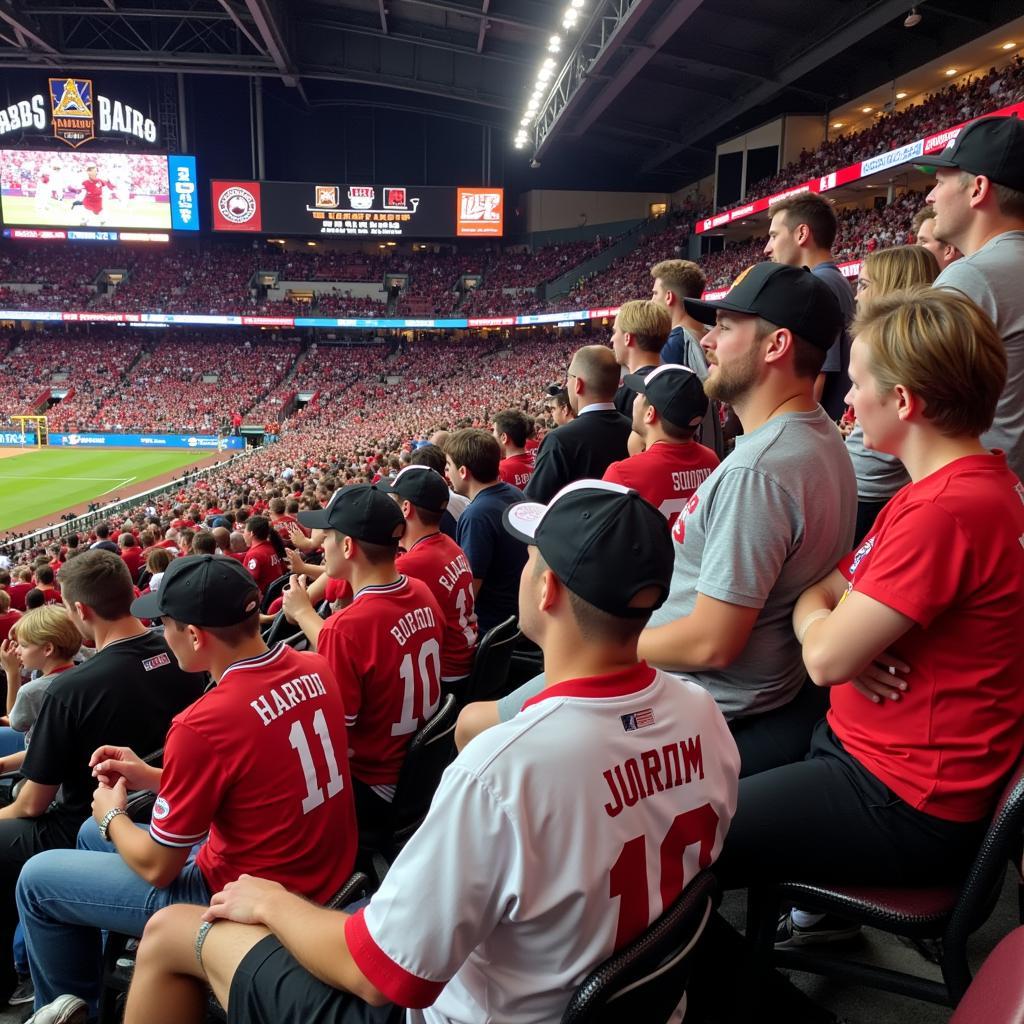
[1003,42,1017,50]
[903,7,921,28]
[861,106,873,113]
[571,0,585,8]
[945,68,958,76]
[831,122,844,128]
[896,91,908,99]
[548,35,561,52]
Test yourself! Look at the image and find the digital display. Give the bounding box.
[0,150,187,230]
[211,180,503,238]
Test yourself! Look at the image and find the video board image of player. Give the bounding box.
[0,150,171,229]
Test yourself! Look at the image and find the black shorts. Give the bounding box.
[228,935,401,1024]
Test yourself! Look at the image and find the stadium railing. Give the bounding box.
[0,446,259,557]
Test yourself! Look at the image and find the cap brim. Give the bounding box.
[130,590,163,620]
[914,154,960,174]
[297,508,331,529]
[502,501,547,544]
[684,295,754,326]
[375,479,398,495]
[622,372,650,394]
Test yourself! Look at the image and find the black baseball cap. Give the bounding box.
[378,466,450,513]
[624,363,708,429]
[915,115,1024,191]
[684,262,842,351]
[503,480,672,619]
[130,554,260,627]
[297,484,405,544]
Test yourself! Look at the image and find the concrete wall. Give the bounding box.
[781,115,827,171]
[524,189,671,234]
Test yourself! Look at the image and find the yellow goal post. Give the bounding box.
[9,415,48,448]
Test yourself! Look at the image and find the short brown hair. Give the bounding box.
[616,299,672,353]
[770,193,837,250]
[57,550,134,621]
[146,548,172,573]
[911,205,936,233]
[754,317,826,381]
[13,606,81,661]
[493,410,530,449]
[444,429,501,484]
[957,170,1024,219]
[166,612,260,648]
[650,259,705,300]
[853,288,1007,438]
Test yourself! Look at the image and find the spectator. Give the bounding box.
[241,515,286,596]
[0,590,20,643]
[90,524,119,554]
[492,410,535,491]
[913,205,962,269]
[610,299,670,421]
[144,548,172,592]
[118,533,144,582]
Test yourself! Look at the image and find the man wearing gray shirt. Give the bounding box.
[920,113,1024,480]
[639,262,856,776]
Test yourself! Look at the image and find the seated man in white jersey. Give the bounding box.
[119,481,740,1024]
[19,555,357,1023]
[459,264,857,778]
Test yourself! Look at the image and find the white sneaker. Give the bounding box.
[25,994,87,1024]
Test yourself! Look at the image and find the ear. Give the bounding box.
[795,223,810,246]
[572,374,585,397]
[762,326,793,366]
[969,175,990,208]
[538,568,560,614]
[624,331,637,350]
[643,401,657,427]
[187,625,203,652]
[342,535,356,560]
[401,499,414,522]
[892,383,915,422]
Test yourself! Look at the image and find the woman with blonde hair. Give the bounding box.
[845,244,940,542]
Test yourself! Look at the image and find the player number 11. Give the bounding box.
[608,803,719,948]
[289,709,346,815]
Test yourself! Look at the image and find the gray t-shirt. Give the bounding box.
[936,230,1024,480]
[10,670,62,743]
[813,262,856,422]
[845,423,909,501]
[648,407,857,718]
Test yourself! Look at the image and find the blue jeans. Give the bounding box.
[16,816,211,1014]
[0,727,25,757]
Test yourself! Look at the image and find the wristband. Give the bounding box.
[98,806,126,842]
[796,609,831,645]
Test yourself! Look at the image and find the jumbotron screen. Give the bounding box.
[211,180,504,238]
[0,150,199,231]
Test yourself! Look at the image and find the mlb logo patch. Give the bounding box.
[315,185,339,208]
[142,653,171,672]
[621,709,655,732]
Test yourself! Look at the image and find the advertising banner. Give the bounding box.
[50,433,245,450]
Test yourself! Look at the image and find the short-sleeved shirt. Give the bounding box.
[649,408,857,718]
[660,329,724,458]
[455,483,527,635]
[396,533,477,681]
[343,663,740,1022]
[844,423,910,502]
[244,541,284,595]
[935,231,1024,480]
[22,631,206,819]
[498,453,535,491]
[9,667,72,741]
[813,262,856,422]
[151,643,357,899]
[828,453,1024,823]
[316,576,445,787]
[602,440,719,526]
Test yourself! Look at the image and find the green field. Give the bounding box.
[0,447,211,532]
[1,194,171,230]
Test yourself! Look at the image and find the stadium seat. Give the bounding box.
[260,572,290,612]
[460,615,520,704]
[262,609,295,646]
[745,748,1024,1007]
[948,926,1024,1024]
[560,870,717,1024]
[359,692,458,877]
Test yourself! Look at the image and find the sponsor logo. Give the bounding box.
[152,797,170,820]
[384,187,407,208]
[457,187,504,236]
[621,709,656,731]
[142,653,171,671]
[217,186,258,224]
[859,138,924,177]
[315,185,339,208]
[170,156,198,230]
[48,77,94,147]
[849,536,875,575]
[348,186,375,210]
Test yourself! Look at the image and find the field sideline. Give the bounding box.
[0,447,211,532]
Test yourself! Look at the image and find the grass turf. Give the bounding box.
[0,447,208,532]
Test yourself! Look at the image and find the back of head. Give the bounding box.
[14,605,81,661]
[771,193,838,251]
[35,565,54,586]
[147,547,173,573]
[853,288,1006,438]
[192,531,217,555]
[616,299,672,353]
[95,522,111,540]
[444,429,501,484]
[57,550,134,621]
[863,245,939,294]
[650,259,706,301]
[493,409,530,448]
[570,345,621,402]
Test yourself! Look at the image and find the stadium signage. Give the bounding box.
[694,101,1024,234]
[0,78,157,146]
[51,432,245,450]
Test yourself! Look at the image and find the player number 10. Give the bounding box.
[608,803,719,949]
[392,638,442,736]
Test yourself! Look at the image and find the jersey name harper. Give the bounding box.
[437,554,472,594]
[389,604,438,646]
[249,671,328,726]
[602,734,705,818]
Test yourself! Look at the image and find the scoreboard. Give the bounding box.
[211,180,503,238]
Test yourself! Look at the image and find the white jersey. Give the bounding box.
[343,663,740,1023]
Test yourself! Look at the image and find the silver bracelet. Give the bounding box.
[194,920,214,968]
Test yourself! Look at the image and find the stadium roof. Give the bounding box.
[0,0,1020,190]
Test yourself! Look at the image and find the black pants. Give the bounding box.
[352,778,395,841]
[728,679,828,778]
[854,498,888,546]
[0,811,80,998]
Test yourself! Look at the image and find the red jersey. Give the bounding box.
[7,583,32,612]
[37,586,62,606]
[244,540,284,595]
[120,548,145,581]
[0,610,21,641]
[498,452,535,491]
[602,441,719,527]
[396,533,477,680]
[317,576,445,786]
[79,177,113,213]
[828,454,1024,822]
[151,643,356,899]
